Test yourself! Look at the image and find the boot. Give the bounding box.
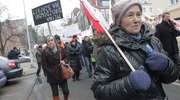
[53,96,60,100]
[64,95,69,100]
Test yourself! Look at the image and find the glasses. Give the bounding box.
[124,12,142,20]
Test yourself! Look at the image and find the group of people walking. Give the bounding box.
[33,0,180,100]
[35,34,94,100]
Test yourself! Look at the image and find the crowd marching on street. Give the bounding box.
[6,0,180,100]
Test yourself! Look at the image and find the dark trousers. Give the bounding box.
[36,63,42,76]
[49,80,69,96]
[73,70,80,81]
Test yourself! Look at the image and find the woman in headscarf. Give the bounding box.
[91,1,178,100]
[42,36,69,100]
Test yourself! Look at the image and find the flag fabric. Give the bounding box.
[80,0,110,33]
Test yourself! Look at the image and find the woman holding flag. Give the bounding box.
[91,0,178,100]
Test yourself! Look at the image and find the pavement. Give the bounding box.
[0,68,95,100]
[19,61,37,76]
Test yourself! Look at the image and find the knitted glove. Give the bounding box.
[129,70,151,91]
[145,51,169,71]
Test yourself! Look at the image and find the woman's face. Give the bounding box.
[120,5,142,34]
[47,37,55,48]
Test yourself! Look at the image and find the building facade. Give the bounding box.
[77,0,110,31]
[149,0,180,19]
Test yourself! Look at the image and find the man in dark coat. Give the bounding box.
[82,36,93,77]
[8,47,20,59]
[35,45,43,76]
[155,12,180,79]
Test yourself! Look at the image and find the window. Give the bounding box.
[170,0,179,4]
[97,0,109,8]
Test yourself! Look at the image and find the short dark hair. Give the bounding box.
[73,35,77,39]
[162,12,170,18]
[13,47,17,50]
[54,35,61,40]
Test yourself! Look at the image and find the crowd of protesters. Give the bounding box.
[31,0,180,100]
[33,34,96,100]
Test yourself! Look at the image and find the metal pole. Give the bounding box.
[22,0,33,65]
[47,22,52,35]
[22,0,31,50]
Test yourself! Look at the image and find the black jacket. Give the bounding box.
[82,40,93,57]
[91,24,178,100]
[67,43,82,71]
[8,49,20,59]
[36,48,42,63]
[155,21,180,58]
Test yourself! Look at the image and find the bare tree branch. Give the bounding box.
[3,33,20,49]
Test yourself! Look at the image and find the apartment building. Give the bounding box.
[77,0,110,31]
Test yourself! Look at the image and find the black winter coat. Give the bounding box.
[82,40,93,57]
[8,49,20,59]
[91,24,178,100]
[36,49,42,63]
[68,43,82,72]
[155,21,180,58]
[42,46,66,83]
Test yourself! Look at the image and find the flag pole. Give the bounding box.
[80,0,135,71]
[101,25,136,72]
[47,22,52,35]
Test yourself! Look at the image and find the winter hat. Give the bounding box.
[71,39,77,43]
[111,0,142,25]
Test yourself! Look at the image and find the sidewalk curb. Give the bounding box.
[23,72,36,77]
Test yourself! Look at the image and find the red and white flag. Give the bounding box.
[80,0,110,33]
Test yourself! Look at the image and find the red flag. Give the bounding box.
[80,0,109,34]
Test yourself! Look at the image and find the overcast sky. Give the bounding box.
[0,0,80,25]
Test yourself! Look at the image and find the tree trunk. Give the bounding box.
[0,47,5,56]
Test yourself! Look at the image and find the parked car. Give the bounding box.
[0,68,7,88]
[18,55,31,63]
[0,56,23,79]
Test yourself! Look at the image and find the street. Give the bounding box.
[0,0,180,100]
[0,69,95,100]
[164,83,180,100]
[0,69,180,100]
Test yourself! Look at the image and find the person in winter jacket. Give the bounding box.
[54,34,65,48]
[68,38,82,81]
[42,36,69,100]
[91,1,178,100]
[35,45,43,76]
[8,47,20,59]
[155,12,180,80]
[82,36,93,77]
